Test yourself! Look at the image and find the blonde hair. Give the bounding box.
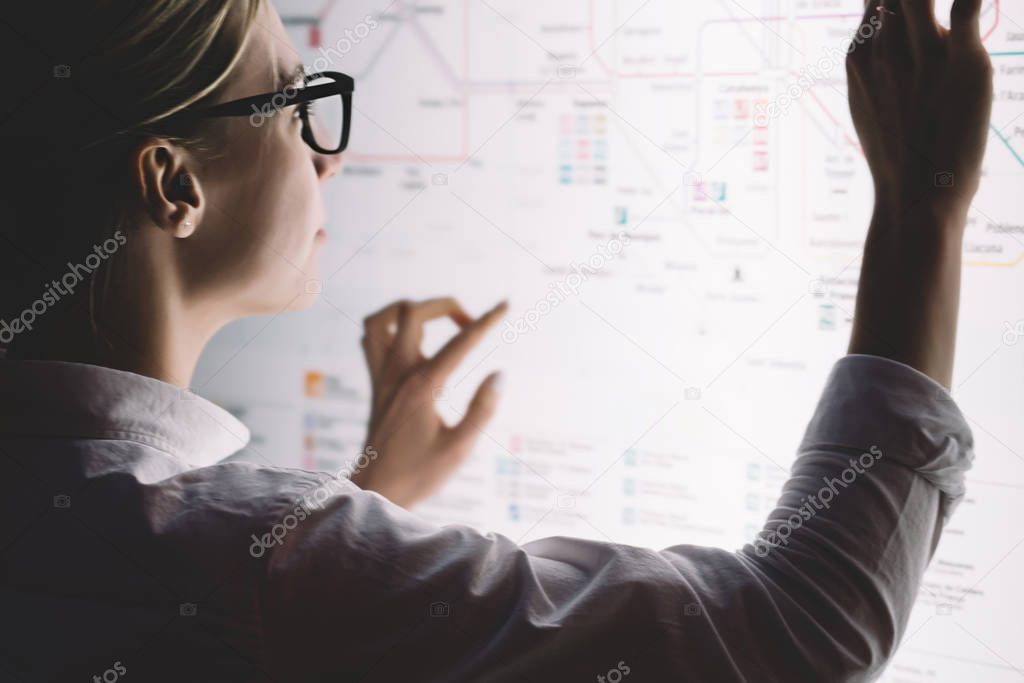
[0,0,263,357]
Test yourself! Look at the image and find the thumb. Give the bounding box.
[451,371,503,446]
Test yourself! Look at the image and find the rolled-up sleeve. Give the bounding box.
[260,354,973,682]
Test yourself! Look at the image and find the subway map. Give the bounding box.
[196,1,1024,679]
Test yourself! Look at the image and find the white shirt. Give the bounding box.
[0,355,973,682]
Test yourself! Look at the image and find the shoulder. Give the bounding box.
[150,460,338,537]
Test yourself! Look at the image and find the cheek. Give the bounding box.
[194,119,322,313]
[252,127,320,254]
[241,126,322,307]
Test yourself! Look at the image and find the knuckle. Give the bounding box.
[417,365,440,388]
[979,57,994,78]
[399,372,431,400]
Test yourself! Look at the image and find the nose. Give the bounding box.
[314,149,343,182]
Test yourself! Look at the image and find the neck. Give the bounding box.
[97,289,222,388]
[6,238,227,389]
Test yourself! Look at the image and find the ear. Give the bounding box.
[134,138,204,239]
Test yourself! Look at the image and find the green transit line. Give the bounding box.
[991,125,1024,168]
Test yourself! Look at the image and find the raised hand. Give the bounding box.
[351,297,508,508]
[847,0,992,214]
[846,0,993,388]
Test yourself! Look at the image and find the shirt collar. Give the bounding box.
[0,359,250,468]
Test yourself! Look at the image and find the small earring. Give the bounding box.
[183,217,193,227]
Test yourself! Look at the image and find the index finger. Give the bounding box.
[950,0,982,43]
[393,297,475,365]
[423,300,509,384]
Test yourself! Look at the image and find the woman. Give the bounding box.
[0,0,991,680]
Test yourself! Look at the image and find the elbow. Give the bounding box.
[737,548,908,682]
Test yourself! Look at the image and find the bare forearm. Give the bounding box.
[849,200,968,388]
[843,0,990,390]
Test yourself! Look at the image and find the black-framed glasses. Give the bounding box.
[183,70,353,154]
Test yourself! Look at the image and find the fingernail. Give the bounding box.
[490,372,504,393]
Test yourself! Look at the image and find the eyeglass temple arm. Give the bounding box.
[185,72,354,120]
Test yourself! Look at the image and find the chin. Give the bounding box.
[245,248,324,313]
[244,271,323,315]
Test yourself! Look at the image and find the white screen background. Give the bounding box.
[196,1,1024,679]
